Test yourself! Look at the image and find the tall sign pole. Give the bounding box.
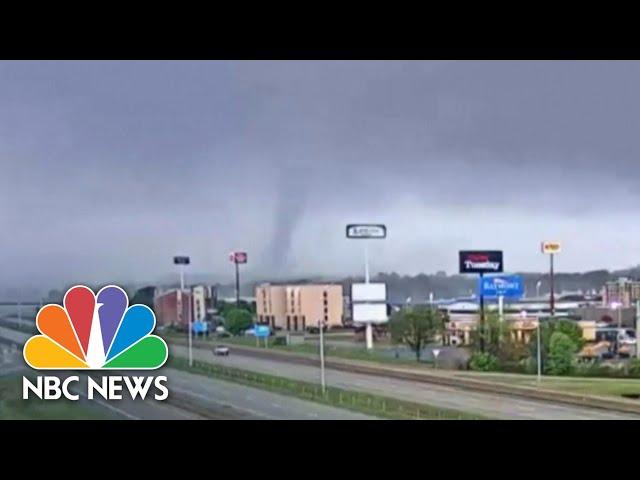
[235,261,240,307]
[174,256,192,367]
[229,251,248,308]
[459,250,504,354]
[541,242,561,318]
[346,224,387,351]
[549,253,555,316]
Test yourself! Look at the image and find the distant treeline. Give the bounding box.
[231,267,640,304]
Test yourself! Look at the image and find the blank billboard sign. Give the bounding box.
[351,283,387,302]
[352,303,388,323]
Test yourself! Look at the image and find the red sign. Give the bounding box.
[229,251,248,264]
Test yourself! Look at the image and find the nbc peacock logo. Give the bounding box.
[23,285,168,370]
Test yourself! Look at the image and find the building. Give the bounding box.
[602,277,640,308]
[154,289,192,329]
[256,283,343,331]
[191,285,217,322]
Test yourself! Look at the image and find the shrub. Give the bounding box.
[546,332,577,375]
[469,352,500,372]
[628,359,640,377]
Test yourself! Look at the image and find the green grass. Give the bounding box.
[452,371,640,398]
[0,375,116,420]
[166,356,486,420]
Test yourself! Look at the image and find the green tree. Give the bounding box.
[216,299,254,318]
[546,331,577,375]
[225,308,254,336]
[529,318,584,370]
[131,286,156,312]
[474,312,505,356]
[471,312,529,368]
[389,306,440,361]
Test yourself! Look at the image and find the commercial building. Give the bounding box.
[191,285,217,322]
[602,278,640,308]
[154,289,192,329]
[256,283,344,331]
[444,318,538,346]
[154,284,217,329]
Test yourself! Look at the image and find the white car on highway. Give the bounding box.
[213,346,230,356]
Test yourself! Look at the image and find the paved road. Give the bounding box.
[163,366,373,419]
[0,326,373,420]
[170,344,640,420]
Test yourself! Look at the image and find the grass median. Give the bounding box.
[0,375,114,420]
[166,356,487,420]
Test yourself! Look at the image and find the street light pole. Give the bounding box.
[319,319,326,394]
[537,318,542,385]
[174,256,193,368]
[618,304,622,329]
[479,272,485,353]
[179,264,193,367]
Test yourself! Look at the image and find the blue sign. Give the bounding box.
[192,321,208,333]
[478,275,524,299]
[254,325,270,338]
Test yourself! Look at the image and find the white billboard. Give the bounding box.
[346,224,387,239]
[353,303,388,324]
[351,283,387,302]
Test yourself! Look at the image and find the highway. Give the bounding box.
[7,315,638,420]
[168,343,640,420]
[0,325,374,420]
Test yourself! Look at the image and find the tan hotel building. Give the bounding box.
[256,283,344,331]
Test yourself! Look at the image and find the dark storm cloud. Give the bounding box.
[2,60,640,291]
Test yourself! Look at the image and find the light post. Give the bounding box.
[319,319,326,394]
[523,309,542,385]
[611,301,622,329]
[174,256,192,367]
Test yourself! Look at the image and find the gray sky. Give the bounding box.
[2,60,640,289]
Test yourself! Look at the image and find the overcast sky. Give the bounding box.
[2,60,640,290]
